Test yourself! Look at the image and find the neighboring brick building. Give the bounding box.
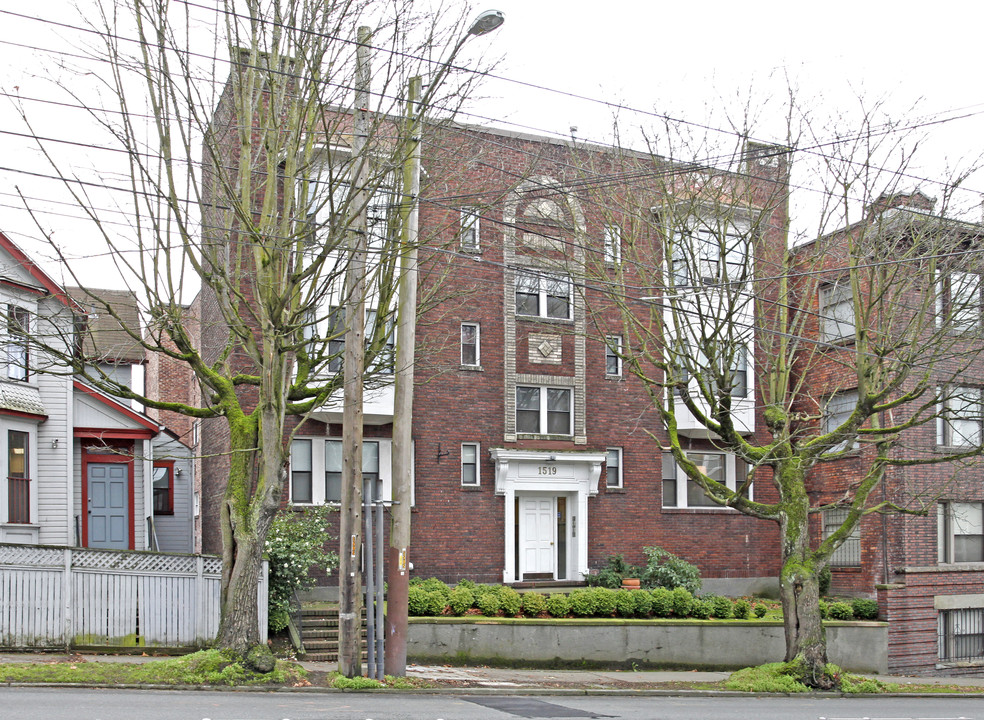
[797,191,984,675]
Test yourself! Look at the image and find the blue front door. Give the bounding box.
[88,463,128,549]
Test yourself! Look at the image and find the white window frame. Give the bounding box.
[6,305,30,382]
[823,389,860,453]
[515,385,573,436]
[460,207,481,252]
[603,224,621,265]
[819,281,855,342]
[669,227,749,288]
[939,387,983,447]
[937,270,982,333]
[606,447,623,489]
[515,271,572,320]
[823,507,861,567]
[939,501,984,563]
[461,442,480,486]
[2,423,35,525]
[289,437,406,505]
[461,322,480,367]
[661,451,748,508]
[605,335,623,377]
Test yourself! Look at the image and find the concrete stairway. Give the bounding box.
[299,605,367,663]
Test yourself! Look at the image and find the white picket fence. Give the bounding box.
[0,544,268,649]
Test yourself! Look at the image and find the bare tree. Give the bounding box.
[577,110,984,687]
[16,0,494,662]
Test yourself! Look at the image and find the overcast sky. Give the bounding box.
[1,0,982,288]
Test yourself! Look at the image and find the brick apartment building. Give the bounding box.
[798,190,984,675]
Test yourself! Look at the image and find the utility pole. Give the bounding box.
[338,24,371,679]
[385,74,422,677]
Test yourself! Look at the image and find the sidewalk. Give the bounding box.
[2,651,984,692]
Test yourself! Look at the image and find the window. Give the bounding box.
[730,348,748,397]
[461,323,480,366]
[152,461,175,515]
[460,207,481,252]
[606,447,622,489]
[822,508,861,567]
[291,437,393,505]
[605,335,622,377]
[603,225,621,264]
[937,270,982,333]
[662,451,747,508]
[6,305,29,381]
[673,341,748,397]
[326,306,345,373]
[515,271,571,320]
[939,608,984,662]
[7,430,29,523]
[291,439,313,504]
[365,309,395,375]
[819,282,855,342]
[516,386,572,435]
[939,502,984,563]
[823,390,859,453]
[669,228,748,287]
[939,387,983,447]
[461,443,479,486]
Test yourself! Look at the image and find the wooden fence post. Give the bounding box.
[62,548,72,650]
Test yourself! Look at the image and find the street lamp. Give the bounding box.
[385,10,505,678]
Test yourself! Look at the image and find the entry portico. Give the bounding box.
[490,448,605,583]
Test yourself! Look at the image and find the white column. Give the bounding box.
[576,489,590,580]
[502,488,515,583]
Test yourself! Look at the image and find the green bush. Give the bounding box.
[591,587,617,616]
[632,590,653,617]
[818,599,829,619]
[732,598,751,619]
[408,586,430,616]
[568,589,598,617]
[448,586,474,616]
[455,579,477,589]
[641,546,701,594]
[753,603,768,618]
[497,586,522,617]
[670,587,694,617]
[475,590,501,616]
[265,505,339,633]
[827,601,853,620]
[650,587,673,617]
[690,598,712,619]
[818,565,832,596]
[521,591,548,617]
[420,577,451,601]
[710,595,733,619]
[546,593,570,617]
[586,554,644,589]
[851,598,879,620]
[614,589,635,618]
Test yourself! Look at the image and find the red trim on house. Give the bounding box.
[80,446,136,550]
[73,380,161,432]
[0,408,48,421]
[74,427,155,440]
[0,231,83,312]
[152,460,175,516]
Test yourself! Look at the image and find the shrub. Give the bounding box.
[586,554,644,589]
[732,598,751,619]
[591,587,617,616]
[448,586,474,616]
[818,600,829,619]
[614,589,635,618]
[265,505,339,633]
[827,602,854,620]
[425,590,448,616]
[408,586,430,616]
[690,598,712,619]
[546,593,570,617]
[641,546,701,594]
[632,590,653,617]
[455,579,477,590]
[670,587,693,617]
[568,589,598,617]
[475,590,501,616]
[650,587,673,617]
[851,598,879,620]
[753,603,768,618]
[818,565,832,596]
[710,595,733,619]
[521,591,548,617]
[497,586,522,617]
[420,577,451,601]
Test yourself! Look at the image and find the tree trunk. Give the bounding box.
[779,512,832,689]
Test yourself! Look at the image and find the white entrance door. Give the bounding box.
[520,496,555,578]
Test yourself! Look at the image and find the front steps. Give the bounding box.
[299,605,367,663]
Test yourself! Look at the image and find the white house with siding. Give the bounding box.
[0,231,193,553]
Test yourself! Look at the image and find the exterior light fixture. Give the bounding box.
[468,9,505,36]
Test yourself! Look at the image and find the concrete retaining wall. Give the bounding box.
[407,619,887,674]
